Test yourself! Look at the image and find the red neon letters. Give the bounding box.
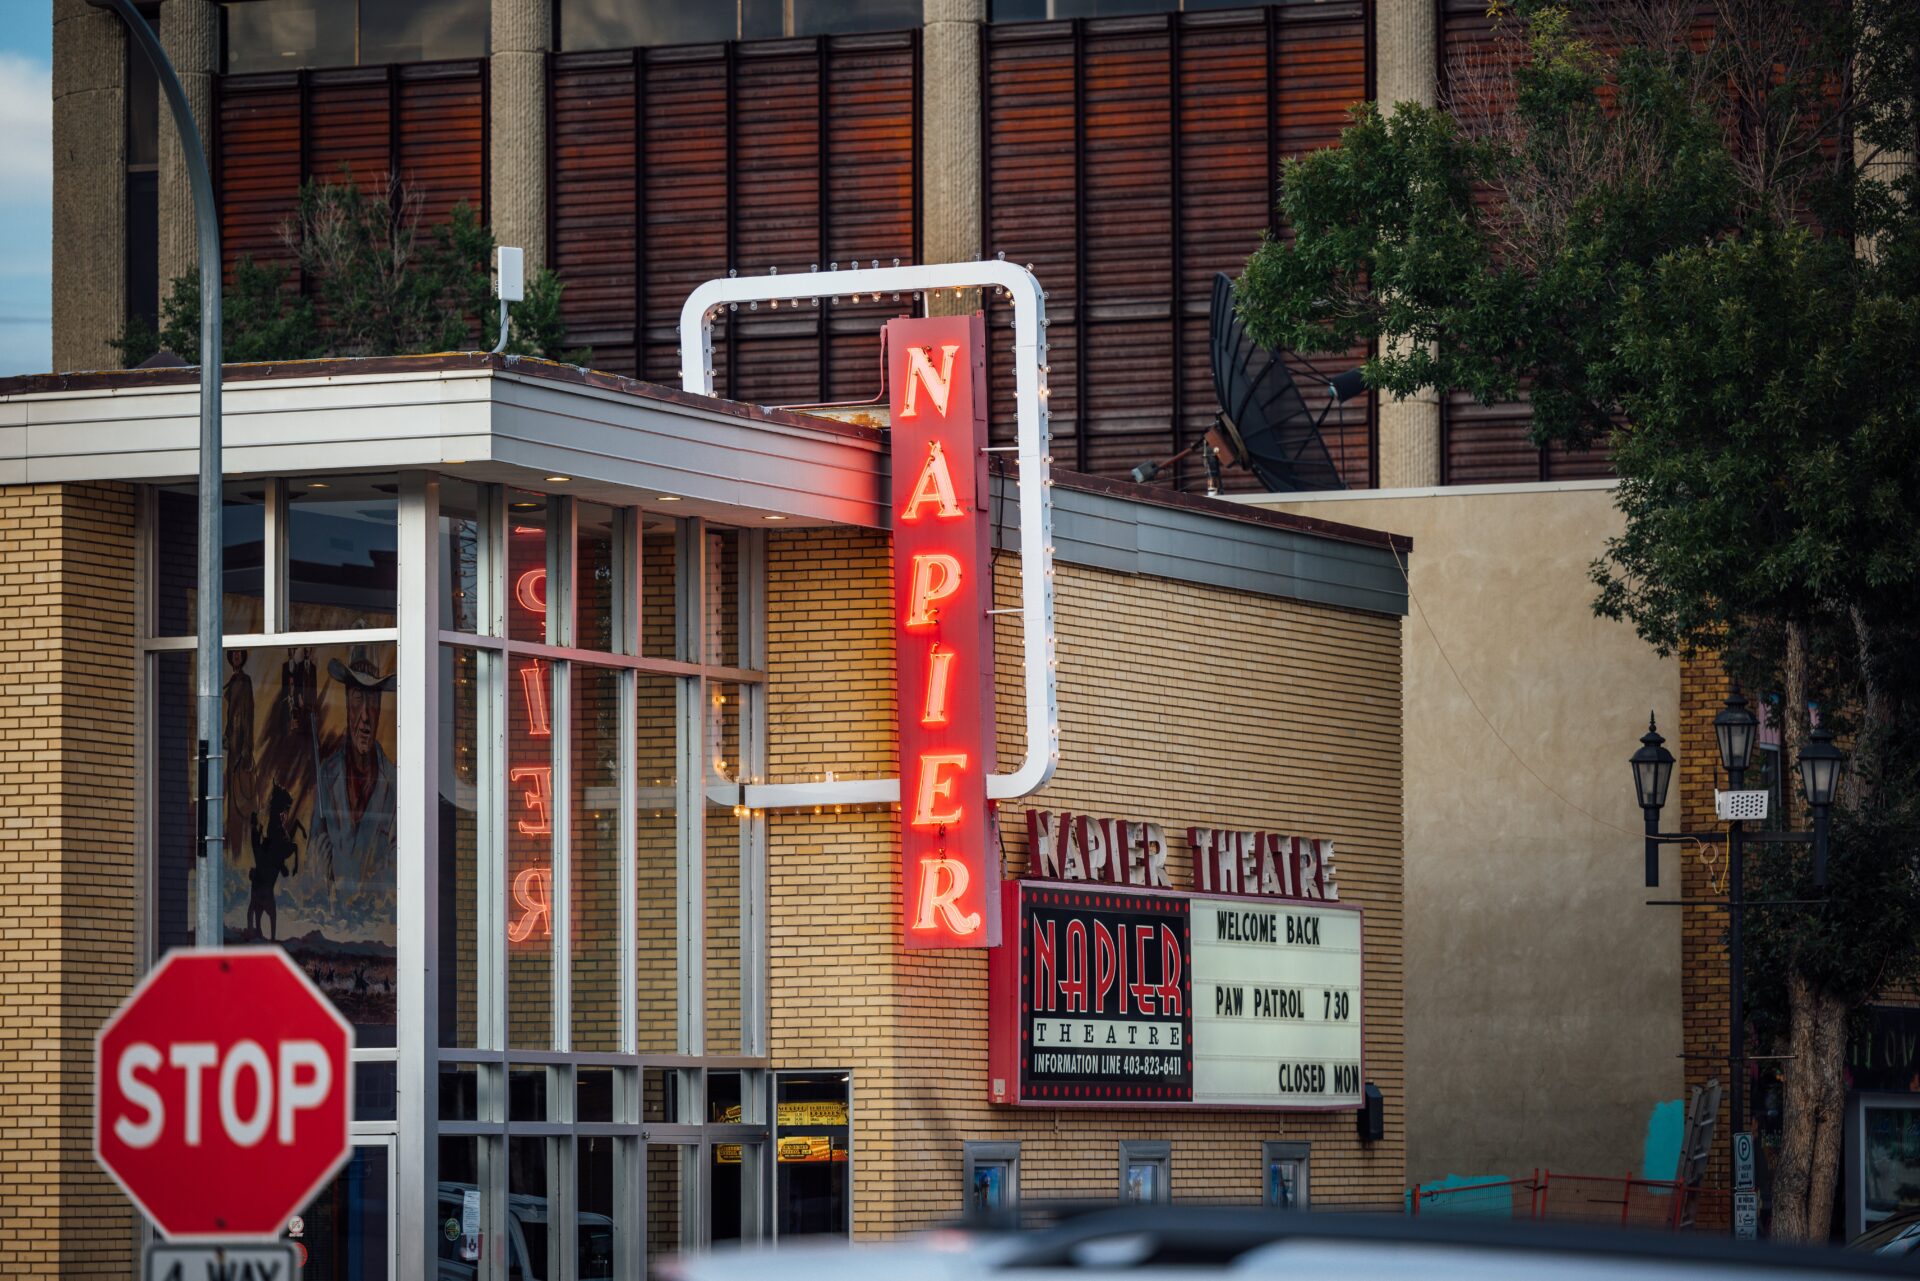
[888,315,998,949]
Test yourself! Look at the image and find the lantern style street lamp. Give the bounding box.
[1713,684,1758,786]
[1798,725,1843,886]
[1631,714,1675,888]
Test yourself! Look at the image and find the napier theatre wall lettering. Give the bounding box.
[888,313,998,949]
[214,640,398,1032]
[1027,809,1171,888]
[1190,827,1340,902]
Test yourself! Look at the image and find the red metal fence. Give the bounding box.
[1411,1171,1733,1232]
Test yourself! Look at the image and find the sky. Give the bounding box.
[0,0,51,376]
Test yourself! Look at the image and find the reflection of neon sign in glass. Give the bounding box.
[518,664,550,738]
[510,765,552,836]
[515,568,546,617]
[507,866,552,942]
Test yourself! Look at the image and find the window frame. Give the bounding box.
[136,473,775,1274]
[964,1140,1021,1216]
[1263,1141,1310,1209]
[1117,1140,1171,1205]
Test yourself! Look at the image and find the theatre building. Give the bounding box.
[0,303,1408,1276]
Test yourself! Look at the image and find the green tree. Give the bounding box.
[1238,0,1920,1239]
[112,169,587,366]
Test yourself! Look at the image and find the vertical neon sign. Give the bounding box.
[888,314,998,949]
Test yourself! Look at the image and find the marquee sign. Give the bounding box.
[989,880,1363,1109]
[888,314,998,949]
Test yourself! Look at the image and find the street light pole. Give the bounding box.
[88,0,224,951]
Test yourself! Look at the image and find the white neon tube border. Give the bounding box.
[679,261,1059,808]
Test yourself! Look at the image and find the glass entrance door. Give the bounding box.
[286,1137,396,1280]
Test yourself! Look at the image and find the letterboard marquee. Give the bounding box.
[988,879,1364,1110]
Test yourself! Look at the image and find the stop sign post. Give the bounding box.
[95,947,354,1239]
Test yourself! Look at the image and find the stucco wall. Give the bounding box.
[1256,481,1682,1186]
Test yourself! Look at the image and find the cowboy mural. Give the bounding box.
[311,643,397,888]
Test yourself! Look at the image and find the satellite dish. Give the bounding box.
[1209,272,1352,492]
[1128,274,1365,492]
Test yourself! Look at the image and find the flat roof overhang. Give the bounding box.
[0,353,1413,617]
[0,353,887,529]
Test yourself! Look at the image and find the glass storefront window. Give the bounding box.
[1864,1104,1920,1219]
[508,658,556,1049]
[287,1142,393,1279]
[572,664,623,1052]
[507,491,551,645]
[224,482,267,634]
[440,478,484,634]
[152,486,198,636]
[439,645,482,1048]
[438,1137,485,1273]
[636,673,678,1054]
[577,1138,618,1279]
[706,527,740,670]
[645,1144,689,1272]
[777,1074,851,1237]
[642,521,677,660]
[145,486,771,1263]
[705,801,743,1054]
[288,477,399,631]
[577,501,620,653]
[508,1137,554,1281]
[154,650,195,949]
[220,639,400,1046]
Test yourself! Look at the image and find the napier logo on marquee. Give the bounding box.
[887,314,998,949]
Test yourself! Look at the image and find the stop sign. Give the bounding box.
[94,946,353,1239]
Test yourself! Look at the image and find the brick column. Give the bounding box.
[52,0,127,373]
[491,0,552,270]
[1372,0,1442,488]
[921,0,986,315]
[1680,650,1732,1222]
[158,0,218,289]
[0,483,139,1276]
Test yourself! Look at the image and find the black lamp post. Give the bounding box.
[1714,686,1757,1146]
[1798,725,1842,887]
[1629,683,1844,1211]
[1632,714,1675,888]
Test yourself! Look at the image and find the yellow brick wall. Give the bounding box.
[0,483,139,1277]
[765,527,1407,1235]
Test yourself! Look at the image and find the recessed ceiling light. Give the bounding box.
[510,501,539,511]
[307,481,329,489]
[657,495,682,503]
[763,514,788,521]
[545,475,571,483]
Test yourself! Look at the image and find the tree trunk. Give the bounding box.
[1783,619,1810,827]
[1849,604,1882,809]
[1768,971,1849,1242]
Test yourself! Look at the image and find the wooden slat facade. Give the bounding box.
[208,11,1388,492]
[983,7,1373,492]
[214,61,488,289]
[550,33,920,401]
[1437,0,1623,484]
